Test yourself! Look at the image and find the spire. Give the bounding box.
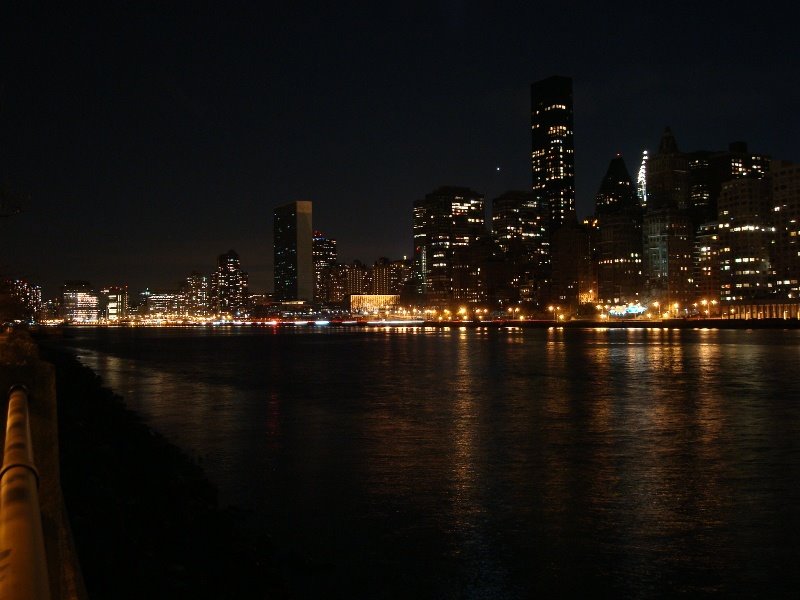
[594,155,634,215]
[657,126,680,155]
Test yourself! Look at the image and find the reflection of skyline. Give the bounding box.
[68,327,800,595]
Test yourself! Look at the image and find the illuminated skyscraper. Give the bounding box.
[312,230,337,303]
[211,250,249,317]
[182,272,210,317]
[491,190,550,304]
[274,201,313,302]
[636,150,649,208]
[531,75,575,231]
[413,186,485,305]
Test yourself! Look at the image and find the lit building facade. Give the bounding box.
[491,191,551,306]
[182,272,210,317]
[313,230,337,303]
[348,294,400,314]
[772,160,800,299]
[693,223,720,303]
[274,200,313,302]
[7,279,43,322]
[101,285,128,321]
[491,190,549,270]
[211,250,249,317]
[146,291,181,316]
[531,75,575,232]
[687,142,770,227]
[636,150,649,209]
[371,257,411,295]
[718,178,774,302]
[413,186,485,306]
[61,281,100,323]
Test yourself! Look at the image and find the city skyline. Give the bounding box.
[1,4,797,295]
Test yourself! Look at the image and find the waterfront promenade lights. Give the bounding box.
[548,305,561,323]
[673,302,679,318]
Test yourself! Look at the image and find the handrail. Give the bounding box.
[0,385,51,600]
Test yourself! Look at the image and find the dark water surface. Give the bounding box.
[57,326,800,597]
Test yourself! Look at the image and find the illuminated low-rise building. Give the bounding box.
[348,294,400,315]
[146,290,182,316]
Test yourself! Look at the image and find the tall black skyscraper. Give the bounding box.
[531,75,575,232]
[274,201,313,302]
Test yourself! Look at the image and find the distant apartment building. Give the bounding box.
[718,178,774,302]
[491,190,550,303]
[371,257,411,295]
[211,250,249,317]
[771,160,800,299]
[274,201,313,302]
[182,272,210,317]
[312,230,337,303]
[687,142,769,228]
[413,186,485,306]
[6,279,43,322]
[693,224,720,303]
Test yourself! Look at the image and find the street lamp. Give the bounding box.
[548,305,561,323]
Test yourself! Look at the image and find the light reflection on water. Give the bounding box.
[63,326,800,598]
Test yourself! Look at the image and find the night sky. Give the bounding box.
[1,2,798,296]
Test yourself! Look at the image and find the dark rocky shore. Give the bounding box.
[37,341,287,599]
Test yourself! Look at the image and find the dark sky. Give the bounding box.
[1,2,798,296]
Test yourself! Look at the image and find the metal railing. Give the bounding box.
[0,385,51,600]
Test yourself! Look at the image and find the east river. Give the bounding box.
[56,326,800,598]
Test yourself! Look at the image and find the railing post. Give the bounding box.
[0,385,52,600]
